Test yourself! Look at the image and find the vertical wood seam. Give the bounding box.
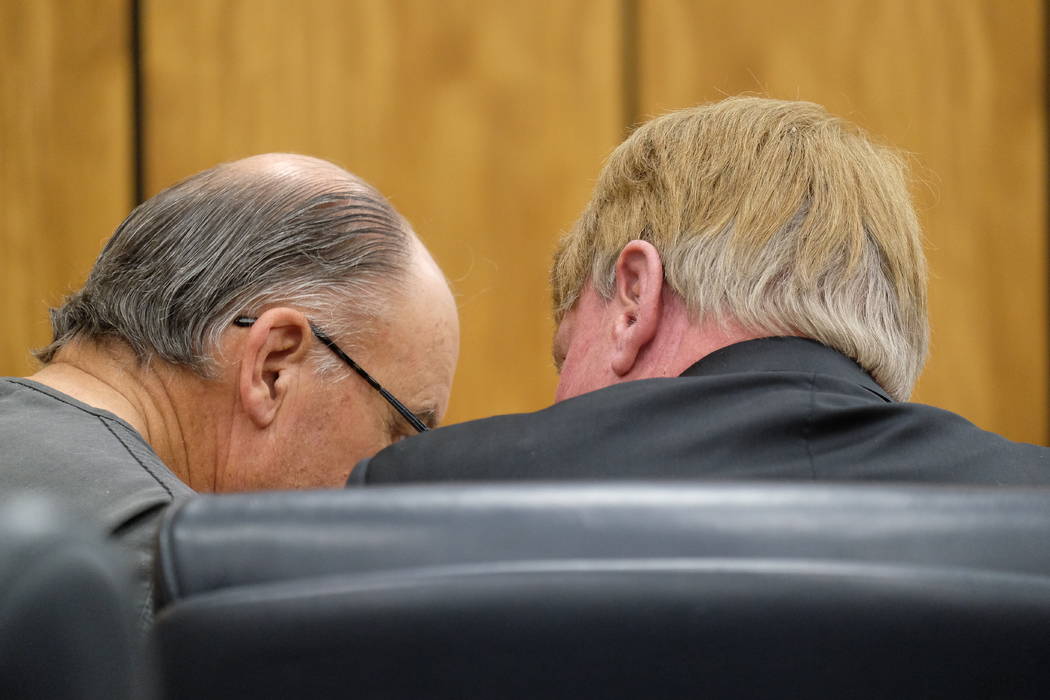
[131,0,145,204]
[621,0,640,135]
[1045,0,1049,443]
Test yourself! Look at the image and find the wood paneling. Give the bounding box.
[142,0,623,424]
[638,0,1047,444]
[7,1,1042,440]
[0,0,133,376]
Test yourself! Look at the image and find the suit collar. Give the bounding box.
[680,337,892,402]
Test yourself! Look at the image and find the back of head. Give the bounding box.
[37,154,412,376]
[552,97,928,400]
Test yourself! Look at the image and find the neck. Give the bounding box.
[628,288,773,380]
[28,340,219,489]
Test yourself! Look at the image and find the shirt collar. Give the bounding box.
[680,337,893,402]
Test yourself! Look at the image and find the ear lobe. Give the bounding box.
[237,309,313,429]
[610,240,664,376]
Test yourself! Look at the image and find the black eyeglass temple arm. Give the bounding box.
[233,316,429,434]
[310,327,430,434]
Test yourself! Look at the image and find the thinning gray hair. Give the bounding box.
[36,154,412,377]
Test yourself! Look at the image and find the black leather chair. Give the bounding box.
[154,483,1050,699]
[0,495,143,700]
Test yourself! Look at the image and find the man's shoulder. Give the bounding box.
[353,364,1050,486]
[833,396,1050,481]
[352,400,572,484]
[352,374,762,484]
[0,378,194,531]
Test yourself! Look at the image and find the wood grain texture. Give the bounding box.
[638,0,1047,444]
[142,0,622,424]
[0,0,133,377]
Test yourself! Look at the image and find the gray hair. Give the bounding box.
[36,154,412,377]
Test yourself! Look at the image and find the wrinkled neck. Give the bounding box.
[28,339,220,489]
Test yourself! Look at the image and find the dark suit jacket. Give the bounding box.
[349,337,1050,485]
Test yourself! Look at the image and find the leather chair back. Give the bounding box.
[0,495,142,700]
[154,483,1050,699]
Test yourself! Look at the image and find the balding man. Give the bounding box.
[1,154,459,625]
[351,97,1050,486]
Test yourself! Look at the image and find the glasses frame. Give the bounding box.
[233,316,429,434]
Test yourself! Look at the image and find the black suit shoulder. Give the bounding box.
[350,339,1050,486]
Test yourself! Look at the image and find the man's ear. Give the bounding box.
[610,240,664,376]
[237,308,313,428]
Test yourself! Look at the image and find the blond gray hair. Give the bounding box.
[552,97,928,400]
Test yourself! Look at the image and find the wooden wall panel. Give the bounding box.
[142,0,622,424]
[638,0,1047,444]
[0,0,133,376]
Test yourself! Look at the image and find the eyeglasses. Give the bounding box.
[233,316,430,434]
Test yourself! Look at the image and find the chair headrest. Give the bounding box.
[155,481,1050,608]
[0,494,141,700]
